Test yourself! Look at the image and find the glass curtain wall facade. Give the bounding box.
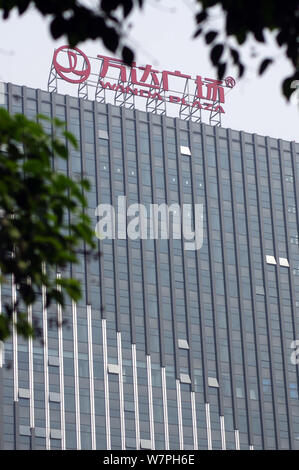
[0,82,298,450]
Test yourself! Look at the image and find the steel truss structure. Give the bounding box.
[48,48,235,127]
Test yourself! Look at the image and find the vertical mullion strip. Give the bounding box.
[280,139,299,404]
[153,115,171,366]
[290,142,299,244]
[234,429,240,450]
[87,305,96,449]
[136,112,151,356]
[239,132,266,448]
[161,367,169,449]
[65,95,81,446]
[107,105,121,331]
[25,88,35,442]
[102,318,111,449]
[13,401,19,450]
[79,100,90,308]
[41,271,50,449]
[188,125,208,402]
[175,119,195,387]
[220,415,226,450]
[252,134,280,446]
[288,142,299,337]
[117,332,126,449]
[288,142,299,399]
[132,344,140,450]
[205,403,212,450]
[212,126,239,429]
[201,125,223,410]
[8,85,19,450]
[191,391,198,450]
[137,111,166,368]
[227,129,253,445]
[28,304,34,431]
[146,355,155,449]
[72,301,81,449]
[266,137,293,448]
[93,101,106,320]
[121,109,136,344]
[155,116,179,378]
[57,275,66,449]
[12,277,18,403]
[154,116,180,445]
[12,276,19,450]
[37,90,49,450]
[176,379,184,449]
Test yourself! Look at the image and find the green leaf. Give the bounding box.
[193,28,202,39]
[259,58,273,75]
[0,314,11,341]
[196,11,207,24]
[0,109,95,340]
[211,44,224,66]
[230,48,240,65]
[282,74,298,101]
[205,31,218,44]
[217,62,226,80]
[64,131,78,149]
[122,46,134,65]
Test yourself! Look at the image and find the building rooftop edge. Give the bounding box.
[2,80,299,146]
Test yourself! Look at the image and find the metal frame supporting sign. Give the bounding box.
[48,45,236,126]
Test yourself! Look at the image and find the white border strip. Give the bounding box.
[57,297,66,449]
[72,301,81,449]
[132,344,140,450]
[235,429,240,450]
[87,305,96,449]
[147,355,155,450]
[102,318,111,449]
[176,379,184,450]
[161,367,169,450]
[42,273,50,449]
[12,277,18,402]
[205,403,212,450]
[28,304,35,430]
[220,415,226,450]
[191,391,198,450]
[117,332,126,450]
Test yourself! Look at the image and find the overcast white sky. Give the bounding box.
[0,0,298,142]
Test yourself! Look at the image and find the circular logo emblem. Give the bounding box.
[53,45,91,84]
[225,76,236,88]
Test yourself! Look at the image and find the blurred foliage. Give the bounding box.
[0,0,297,97]
[0,109,95,340]
[194,0,298,99]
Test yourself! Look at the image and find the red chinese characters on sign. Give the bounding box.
[53,45,91,84]
[98,55,161,89]
[195,76,225,103]
[162,70,191,91]
[131,63,160,89]
[97,55,232,105]
[98,55,127,82]
[52,47,236,113]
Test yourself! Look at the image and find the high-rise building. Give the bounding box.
[0,81,298,450]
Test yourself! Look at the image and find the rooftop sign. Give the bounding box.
[48,45,236,126]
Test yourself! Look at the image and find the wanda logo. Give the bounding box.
[225,76,236,88]
[53,45,91,84]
